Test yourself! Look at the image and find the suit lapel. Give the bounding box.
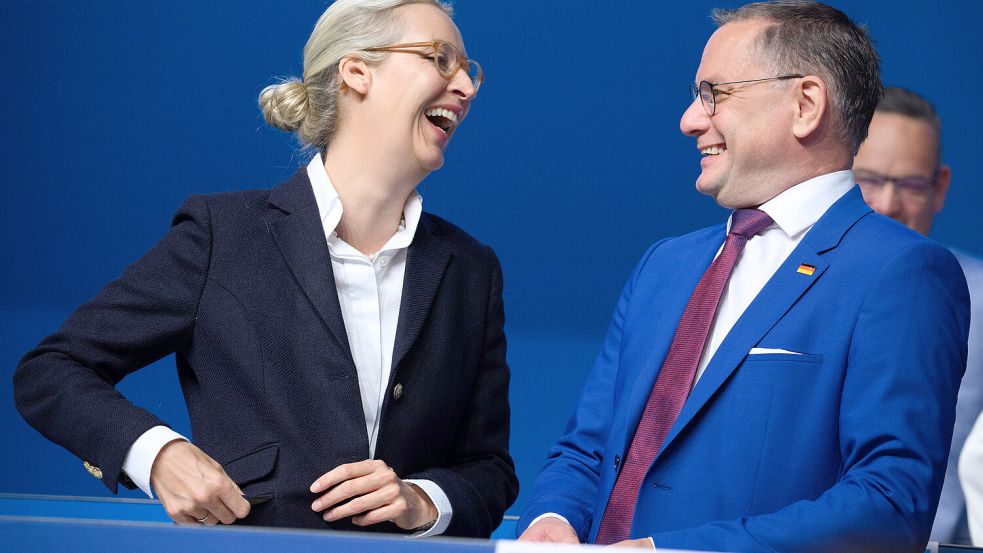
[618,232,723,454]
[657,187,873,457]
[391,218,453,374]
[267,170,355,364]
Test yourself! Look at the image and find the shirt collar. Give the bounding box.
[306,153,423,255]
[730,170,855,240]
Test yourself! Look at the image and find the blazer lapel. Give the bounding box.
[617,232,723,454]
[267,170,355,364]
[658,187,873,457]
[391,217,452,373]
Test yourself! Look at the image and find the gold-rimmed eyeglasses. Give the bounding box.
[689,75,804,116]
[365,39,483,93]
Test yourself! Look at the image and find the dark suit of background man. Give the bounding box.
[853,86,983,545]
[518,2,970,552]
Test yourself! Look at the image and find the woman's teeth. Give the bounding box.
[425,108,458,132]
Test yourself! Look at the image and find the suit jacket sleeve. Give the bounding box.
[403,246,518,537]
[517,241,664,539]
[13,195,213,493]
[649,239,970,553]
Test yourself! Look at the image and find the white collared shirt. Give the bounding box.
[695,170,855,382]
[307,153,422,458]
[122,154,450,536]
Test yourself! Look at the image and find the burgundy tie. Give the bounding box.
[594,209,774,545]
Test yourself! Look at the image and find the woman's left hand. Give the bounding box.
[310,459,437,530]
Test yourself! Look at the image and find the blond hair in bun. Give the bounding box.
[259,79,310,133]
[259,0,452,151]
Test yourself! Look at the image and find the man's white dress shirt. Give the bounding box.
[121,153,451,536]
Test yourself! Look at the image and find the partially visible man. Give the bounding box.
[854,86,983,545]
[961,413,983,545]
[518,2,970,552]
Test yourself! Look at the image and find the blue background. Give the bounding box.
[2,0,981,517]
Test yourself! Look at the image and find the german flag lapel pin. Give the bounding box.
[796,263,816,276]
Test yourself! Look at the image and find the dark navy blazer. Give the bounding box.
[519,188,970,552]
[14,169,518,537]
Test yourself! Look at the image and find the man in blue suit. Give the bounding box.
[517,2,970,551]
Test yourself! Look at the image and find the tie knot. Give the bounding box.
[729,209,773,239]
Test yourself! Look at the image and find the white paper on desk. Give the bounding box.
[495,540,711,553]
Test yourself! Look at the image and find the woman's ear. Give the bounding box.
[339,56,372,95]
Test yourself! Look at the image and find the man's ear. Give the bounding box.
[791,75,827,140]
[339,56,371,95]
[933,163,952,213]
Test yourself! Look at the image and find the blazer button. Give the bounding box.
[614,455,621,469]
[393,383,403,400]
[83,460,103,480]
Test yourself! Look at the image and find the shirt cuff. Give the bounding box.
[121,426,187,498]
[528,512,571,529]
[403,479,452,537]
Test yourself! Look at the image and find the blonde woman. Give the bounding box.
[15,0,516,537]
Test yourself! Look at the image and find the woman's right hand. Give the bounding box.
[150,440,251,526]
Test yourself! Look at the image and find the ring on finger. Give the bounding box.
[195,513,211,523]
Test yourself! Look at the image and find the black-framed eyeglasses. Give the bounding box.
[854,169,937,200]
[689,75,804,116]
[364,39,483,93]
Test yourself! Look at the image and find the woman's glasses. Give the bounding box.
[365,40,483,93]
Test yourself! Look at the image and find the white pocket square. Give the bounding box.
[749,348,803,355]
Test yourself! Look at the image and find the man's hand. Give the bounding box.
[610,538,655,548]
[310,459,436,530]
[517,516,580,543]
[149,440,250,526]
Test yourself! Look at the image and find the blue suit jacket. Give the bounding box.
[14,169,518,537]
[519,188,970,552]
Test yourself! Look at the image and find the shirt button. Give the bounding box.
[380,257,388,267]
[393,383,403,400]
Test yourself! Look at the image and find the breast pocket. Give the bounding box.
[735,351,825,399]
[744,352,824,365]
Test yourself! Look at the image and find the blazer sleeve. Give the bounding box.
[402,246,519,537]
[13,195,213,493]
[517,241,664,540]
[649,240,970,553]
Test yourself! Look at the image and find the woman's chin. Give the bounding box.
[416,151,446,173]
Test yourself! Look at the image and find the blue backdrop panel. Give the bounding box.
[2,0,981,516]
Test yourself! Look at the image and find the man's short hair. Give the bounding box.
[712,1,882,154]
[876,86,943,162]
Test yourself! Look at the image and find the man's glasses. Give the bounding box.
[365,40,483,93]
[854,169,937,201]
[689,75,804,116]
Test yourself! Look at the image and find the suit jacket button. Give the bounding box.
[614,455,621,469]
[83,461,103,480]
[393,383,403,400]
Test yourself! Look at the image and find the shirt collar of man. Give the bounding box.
[306,152,424,257]
[730,170,856,240]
